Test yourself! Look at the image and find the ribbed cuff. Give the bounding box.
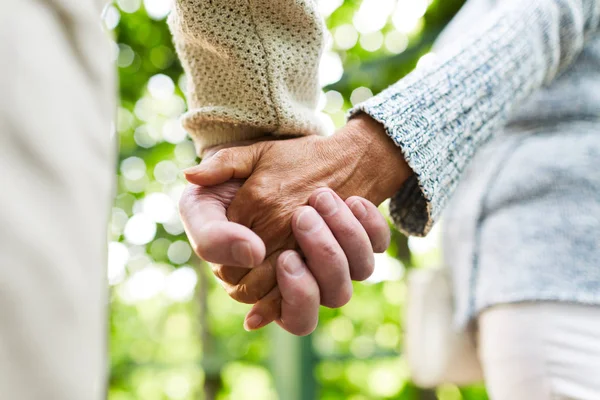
[349,106,434,237]
[182,116,272,156]
[182,113,325,156]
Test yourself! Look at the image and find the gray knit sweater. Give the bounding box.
[352,0,600,325]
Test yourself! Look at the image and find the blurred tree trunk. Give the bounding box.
[420,388,438,400]
[196,262,221,400]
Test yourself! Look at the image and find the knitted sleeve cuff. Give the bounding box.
[168,0,328,154]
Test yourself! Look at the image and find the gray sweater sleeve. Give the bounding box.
[350,0,600,236]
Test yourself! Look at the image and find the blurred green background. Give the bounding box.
[105,0,489,399]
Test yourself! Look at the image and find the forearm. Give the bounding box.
[351,0,600,236]
[168,0,327,154]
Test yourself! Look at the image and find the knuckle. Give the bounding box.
[322,295,345,309]
[345,196,362,205]
[322,284,352,308]
[319,242,343,261]
[229,268,277,304]
[373,222,391,253]
[337,285,353,307]
[372,212,390,231]
[251,174,271,191]
[247,183,273,206]
[300,325,318,336]
[213,265,246,285]
[285,285,316,308]
[212,148,233,164]
[248,188,267,205]
[336,224,358,240]
[374,234,391,253]
[226,284,262,304]
[287,321,317,337]
[351,256,375,282]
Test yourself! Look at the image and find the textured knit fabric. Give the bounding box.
[168,0,327,153]
[349,0,600,326]
[444,122,600,326]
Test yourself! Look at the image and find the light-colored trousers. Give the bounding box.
[479,303,600,400]
[1,0,114,399]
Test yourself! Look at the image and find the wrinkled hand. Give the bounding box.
[183,115,411,331]
[180,182,389,335]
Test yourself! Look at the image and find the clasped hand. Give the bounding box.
[179,115,410,335]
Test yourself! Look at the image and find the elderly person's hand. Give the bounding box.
[180,180,389,335]
[183,114,411,332]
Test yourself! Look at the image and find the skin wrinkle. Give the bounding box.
[230,254,279,304]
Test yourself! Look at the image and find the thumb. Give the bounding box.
[183,144,260,186]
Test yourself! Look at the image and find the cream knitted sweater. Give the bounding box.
[168,0,327,153]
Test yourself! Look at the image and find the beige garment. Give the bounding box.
[479,303,600,400]
[0,1,114,399]
[168,0,327,153]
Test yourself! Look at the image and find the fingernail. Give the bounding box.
[282,252,305,278]
[244,314,263,331]
[232,241,254,266]
[296,208,323,233]
[350,200,368,219]
[314,191,338,217]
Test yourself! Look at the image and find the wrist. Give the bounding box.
[333,113,411,205]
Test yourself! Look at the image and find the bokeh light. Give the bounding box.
[353,0,395,34]
[144,0,172,20]
[319,51,344,87]
[124,213,157,245]
[117,0,141,14]
[350,87,374,106]
[334,24,359,50]
[317,0,344,18]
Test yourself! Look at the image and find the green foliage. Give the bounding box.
[108,1,488,399]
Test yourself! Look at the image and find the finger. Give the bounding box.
[211,263,250,287]
[310,189,374,281]
[275,251,320,335]
[217,226,294,295]
[243,286,280,331]
[244,251,320,336]
[345,196,391,253]
[179,183,265,267]
[183,145,261,186]
[221,252,279,304]
[292,206,353,308]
